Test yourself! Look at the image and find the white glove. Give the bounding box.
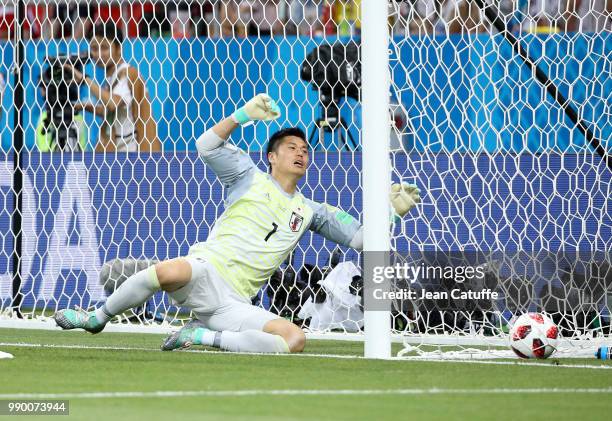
[390,182,421,217]
[232,93,281,125]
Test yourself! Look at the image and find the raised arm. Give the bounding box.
[195,94,280,188]
[195,116,240,154]
[196,93,280,153]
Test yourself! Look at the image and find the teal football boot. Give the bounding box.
[54,308,105,334]
[161,319,211,351]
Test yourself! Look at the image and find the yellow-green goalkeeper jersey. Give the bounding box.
[189,142,361,299]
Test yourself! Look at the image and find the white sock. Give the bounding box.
[95,266,160,324]
[194,329,217,346]
[196,330,290,353]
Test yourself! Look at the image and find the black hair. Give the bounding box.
[86,21,124,45]
[266,127,307,156]
[266,127,308,170]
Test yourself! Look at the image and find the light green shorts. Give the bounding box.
[168,256,279,332]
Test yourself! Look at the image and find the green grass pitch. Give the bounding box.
[1,328,611,420]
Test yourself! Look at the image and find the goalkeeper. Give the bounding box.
[54,94,421,353]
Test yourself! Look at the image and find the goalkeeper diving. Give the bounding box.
[54,94,421,353]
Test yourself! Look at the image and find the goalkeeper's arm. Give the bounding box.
[196,94,280,153]
[310,183,421,251]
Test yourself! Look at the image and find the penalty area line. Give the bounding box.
[1,342,611,370]
[1,388,612,400]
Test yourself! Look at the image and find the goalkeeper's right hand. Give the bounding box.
[232,93,281,125]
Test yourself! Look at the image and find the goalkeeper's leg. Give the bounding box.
[161,258,305,353]
[207,305,305,353]
[162,315,304,353]
[54,258,191,333]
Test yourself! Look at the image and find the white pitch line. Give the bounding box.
[0,342,361,360]
[1,342,611,370]
[1,388,612,400]
[405,358,612,370]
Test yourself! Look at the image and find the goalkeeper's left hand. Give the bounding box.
[390,182,421,217]
[232,93,281,125]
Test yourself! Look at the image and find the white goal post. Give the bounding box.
[0,0,610,360]
[361,0,391,359]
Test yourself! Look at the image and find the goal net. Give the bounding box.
[0,1,610,359]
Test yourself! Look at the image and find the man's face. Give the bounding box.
[268,136,309,178]
[90,37,120,69]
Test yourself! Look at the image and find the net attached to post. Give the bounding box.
[388,0,611,359]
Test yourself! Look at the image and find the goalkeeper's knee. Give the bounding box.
[154,258,193,292]
[285,330,306,353]
[264,319,306,353]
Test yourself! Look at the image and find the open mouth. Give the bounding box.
[294,161,304,168]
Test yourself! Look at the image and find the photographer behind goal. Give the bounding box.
[36,53,89,152]
[62,22,161,152]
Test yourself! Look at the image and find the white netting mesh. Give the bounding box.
[0,1,610,359]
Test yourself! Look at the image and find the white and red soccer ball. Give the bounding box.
[509,313,559,359]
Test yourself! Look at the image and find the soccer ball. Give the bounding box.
[509,313,559,359]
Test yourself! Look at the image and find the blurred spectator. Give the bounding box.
[171,2,194,38]
[0,3,51,40]
[51,1,95,40]
[521,0,569,33]
[218,0,321,38]
[97,2,126,34]
[126,1,153,37]
[133,2,172,37]
[239,0,285,36]
[287,0,360,37]
[333,0,360,36]
[0,4,14,40]
[287,0,323,36]
[441,0,519,34]
[390,0,508,35]
[320,0,335,34]
[23,3,49,40]
[165,1,196,38]
[127,1,204,39]
[390,0,438,35]
[192,1,219,37]
[66,21,160,152]
[566,0,612,32]
[443,0,487,34]
[219,0,244,37]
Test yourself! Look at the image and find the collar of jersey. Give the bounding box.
[265,173,298,199]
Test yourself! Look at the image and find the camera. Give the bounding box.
[265,249,343,324]
[300,41,361,149]
[300,41,361,105]
[40,52,89,150]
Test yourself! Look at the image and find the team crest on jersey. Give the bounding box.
[289,212,304,232]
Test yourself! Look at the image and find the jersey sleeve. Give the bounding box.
[200,142,257,188]
[305,199,362,248]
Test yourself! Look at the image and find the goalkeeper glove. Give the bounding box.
[232,93,281,125]
[390,182,421,218]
